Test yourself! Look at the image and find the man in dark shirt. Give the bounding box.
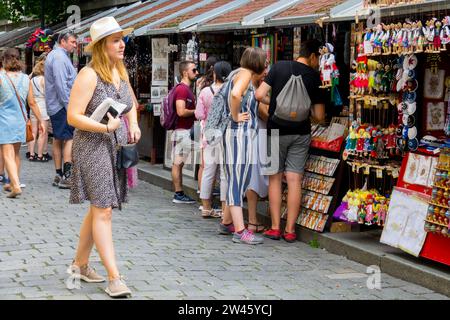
[255,39,326,243]
[172,61,198,204]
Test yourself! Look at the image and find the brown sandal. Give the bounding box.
[247,223,266,233]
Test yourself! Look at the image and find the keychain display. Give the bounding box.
[305,155,340,177]
[302,191,333,214]
[297,209,329,232]
[424,148,450,237]
[302,173,335,195]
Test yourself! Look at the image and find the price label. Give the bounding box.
[376,168,383,179]
[364,165,370,175]
[392,169,399,179]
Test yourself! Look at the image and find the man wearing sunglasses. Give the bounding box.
[171,61,199,204]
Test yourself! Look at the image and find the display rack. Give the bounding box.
[281,131,347,233]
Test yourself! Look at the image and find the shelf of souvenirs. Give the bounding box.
[428,201,449,210]
[361,48,446,58]
[348,94,396,102]
[345,161,401,178]
[434,166,450,172]
[424,219,449,228]
[432,184,450,191]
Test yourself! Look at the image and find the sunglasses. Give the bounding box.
[192,68,199,73]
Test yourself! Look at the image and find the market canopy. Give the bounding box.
[130,0,356,35]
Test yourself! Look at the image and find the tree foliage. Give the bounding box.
[0,0,80,25]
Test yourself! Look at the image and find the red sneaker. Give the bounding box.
[263,229,281,240]
[282,231,297,243]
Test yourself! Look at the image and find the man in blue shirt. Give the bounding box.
[45,31,77,189]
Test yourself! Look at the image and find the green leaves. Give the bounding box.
[0,0,80,25]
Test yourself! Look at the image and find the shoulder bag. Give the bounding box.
[5,73,33,143]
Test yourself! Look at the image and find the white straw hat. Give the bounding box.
[84,17,133,53]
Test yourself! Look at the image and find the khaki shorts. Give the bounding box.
[171,129,194,165]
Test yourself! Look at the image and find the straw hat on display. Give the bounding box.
[84,16,133,53]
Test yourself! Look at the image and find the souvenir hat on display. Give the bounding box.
[84,17,133,53]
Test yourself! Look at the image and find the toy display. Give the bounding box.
[424,148,450,237]
[340,189,390,226]
[360,18,449,56]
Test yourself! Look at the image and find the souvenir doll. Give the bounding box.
[319,45,329,87]
[356,128,366,154]
[440,16,450,51]
[376,131,386,158]
[363,129,372,156]
[416,20,425,53]
[319,43,335,88]
[392,23,400,54]
[381,64,392,93]
[434,19,442,53]
[377,197,388,226]
[358,202,366,225]
[407,23,414,54]
[410,21,419,53]
[349,61,358,95]
[382,23,391,55]
[401,23,410,55]
[395,22,404,55]
[426,19,435,53]
[365,194,375,225]
[346,126,357,152]
[368,128,377,157]
[373,24,384,55]
[386,125,396,155]
[363,27,374,55]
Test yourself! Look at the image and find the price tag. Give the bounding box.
[364,165,370,175]
[376,168,383,179]
[392,169,399,179]
[364,96,370,105]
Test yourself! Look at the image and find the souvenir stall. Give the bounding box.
[197,32,234,73]
[335,10,450,266]
[24,28,55,73]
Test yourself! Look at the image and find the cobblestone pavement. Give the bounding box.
[0,148,447,300]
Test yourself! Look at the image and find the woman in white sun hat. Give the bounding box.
[67,16,140,298]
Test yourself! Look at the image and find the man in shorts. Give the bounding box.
[45,31,77,189]
[255,40,326,243]
[171,61,199,204]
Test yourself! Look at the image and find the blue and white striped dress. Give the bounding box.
[223,79,258,207]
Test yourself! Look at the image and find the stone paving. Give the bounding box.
[0,148,448,300]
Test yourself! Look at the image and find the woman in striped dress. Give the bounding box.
[223,47,267,245]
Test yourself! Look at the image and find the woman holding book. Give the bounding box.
[67,17,141,298]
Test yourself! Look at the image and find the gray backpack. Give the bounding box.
[272,62,312,127]
[205,70,249,146]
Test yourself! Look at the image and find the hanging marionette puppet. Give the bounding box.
[320,43,338,88]
[416,20,426,53]
[434,19,443,53]
[381,23,391,55]
[440,16,450,51]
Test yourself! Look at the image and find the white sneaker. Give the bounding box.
[19,183,26,188]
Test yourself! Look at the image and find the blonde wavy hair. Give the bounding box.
[32,59,45,77]
[89,37,129,84]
